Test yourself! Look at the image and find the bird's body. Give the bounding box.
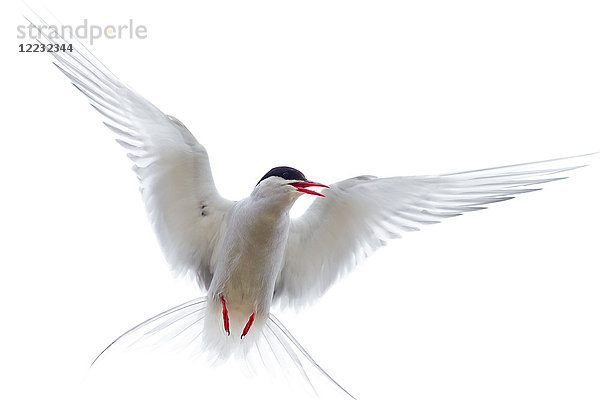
[29,12,596,399]
[207,186,295,339]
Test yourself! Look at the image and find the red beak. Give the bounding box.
[288,181,329,197]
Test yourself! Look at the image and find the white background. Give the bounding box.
[2,1,599,399]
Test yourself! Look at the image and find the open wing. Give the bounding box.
[31,18,234,288]
[275,154,594,308]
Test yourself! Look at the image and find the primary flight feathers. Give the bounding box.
[29,17,594,311]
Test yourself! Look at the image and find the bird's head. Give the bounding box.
[253,166,329,204]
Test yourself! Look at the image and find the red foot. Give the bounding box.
[220,295,230,336]
[241,313,255,339]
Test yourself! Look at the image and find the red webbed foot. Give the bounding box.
[241,313,255,339]
[220,295,230,336]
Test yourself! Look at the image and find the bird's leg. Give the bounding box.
[241,313,255,339]
[220,295,230,336]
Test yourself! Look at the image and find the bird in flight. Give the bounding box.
[29,14,595,400]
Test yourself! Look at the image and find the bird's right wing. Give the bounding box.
[31,18,234,288]
[275,154,594,308]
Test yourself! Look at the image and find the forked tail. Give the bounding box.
[91,297,357,399]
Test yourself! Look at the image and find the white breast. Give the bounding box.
[208,196,291,316]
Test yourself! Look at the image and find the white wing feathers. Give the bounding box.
[275,154,593,308]
[31,18,593,310]
[33,20,233,287]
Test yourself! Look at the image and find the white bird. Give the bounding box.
[29,15,595,399]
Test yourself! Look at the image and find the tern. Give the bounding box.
[29,15,596,399]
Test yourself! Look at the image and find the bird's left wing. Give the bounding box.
[274,154,593,308]
[30,18,234,288]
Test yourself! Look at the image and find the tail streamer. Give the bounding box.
[90,297,356,399]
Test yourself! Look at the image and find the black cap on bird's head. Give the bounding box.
[258,166,307,184]
[257,166,329,197]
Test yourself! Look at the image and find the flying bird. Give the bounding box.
[29,15,595,399]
